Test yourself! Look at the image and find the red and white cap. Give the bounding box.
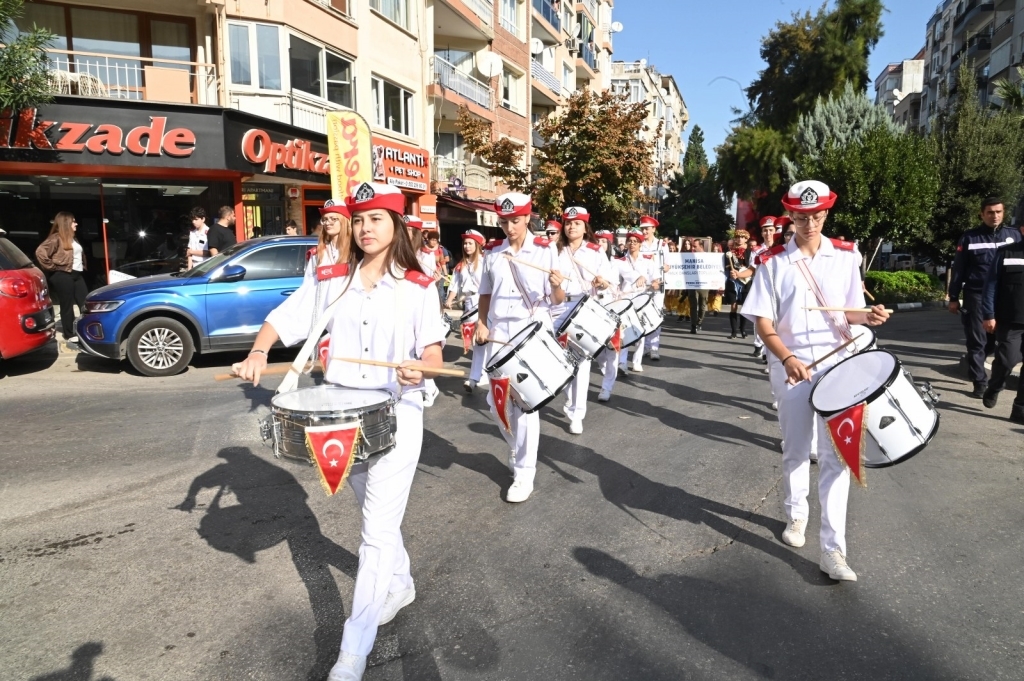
[639,215,659,229]
[403,214,424,230]
[462,229,485,245]
[545,220,563,232]
[494,192,532,218]
[780,180,837,213]
[594,230,614,241]
[562,206,590,223]
[774,216,793,231]
[319,199,351,219]
[759,216,777,229]
[625,229,645,240]
[347,182,406,214]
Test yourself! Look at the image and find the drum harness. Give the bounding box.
[506,256,576,394]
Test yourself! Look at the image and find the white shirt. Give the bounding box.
[266,263,447,394]
[451,258,483,304]
[72,240,84,271]
[741,237,865,368]
[555,241,618,305]
[640,238,668,277]
[480,237,560,339]
[417,250,438,279]
[614,253,657,294]
[188,225,209,266]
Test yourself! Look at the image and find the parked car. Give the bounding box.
[76,236,314,376]
[0,232,55,362]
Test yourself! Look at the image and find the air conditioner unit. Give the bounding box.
[565,39,579,53]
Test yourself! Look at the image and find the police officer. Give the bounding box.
[981,234,1024,422]
[948,197,1022,397]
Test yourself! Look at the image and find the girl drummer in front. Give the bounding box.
[615,229,658,374]
[474,192,565,503]
[554,207,614,433]
[741,180,889,583]
[234,182,448,680]
[445,230,488,392]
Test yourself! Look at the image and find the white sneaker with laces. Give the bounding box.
[782,518,807,547]
[598,390,611,402]
[327,652,367,681]
[569,419,583,435]
[379,587,415,625]
[631,362,644,373]
[820,549,858,581]
[506,479,533,503]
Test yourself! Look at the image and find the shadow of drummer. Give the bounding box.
[176,447,357,681]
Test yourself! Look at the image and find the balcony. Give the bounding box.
[432,156,495,195]
[45,49,217,106]
[229,90,334,135]
[577,42,597,77]
[577,0,599,23]
[532,0,561,42]
[953,1,995,34]
[967,34,993,58]
[436,0,494,40]
[430,55,494,111]
[531,59,561,105]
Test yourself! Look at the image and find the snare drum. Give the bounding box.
[461,302,479,325]
[555,294,620,360]
[604,299,644,348]
[810,350,939,468]
[485,321,578,413]
[630,293,664,338]
[261,386,397,463]
[847,325,878,354]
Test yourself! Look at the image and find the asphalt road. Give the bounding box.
[1,311,1021,681]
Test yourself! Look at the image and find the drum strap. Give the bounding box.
[278,284,349,395]
[569,246,592,294]
[507,257,540,318]
[795,259,853,342]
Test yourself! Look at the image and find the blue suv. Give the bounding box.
[77,236,315,376]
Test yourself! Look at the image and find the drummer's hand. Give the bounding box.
[593,276,609,290]
[865,304,890,326]
[663,264,670,273]
[651,279,662,291]
[396,360,424,387]
[783,355,812,384]
[634,276,647,289]
[232,351,268,387]
[474,322,490,346]
[983,319,996,333]
[548,269,565,289]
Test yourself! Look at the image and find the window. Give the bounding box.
[290,35,352,106]
[562,62,575,91]
[502,68,522,111]
[435,132,464,159]
[371,0,409,29]
[236,245,306,281]
[435,48,475,74]
[372,77,414,135]
[500,0,519,37]
[229,23,282,90]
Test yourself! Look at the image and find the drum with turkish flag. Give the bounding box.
[304,422,361,495]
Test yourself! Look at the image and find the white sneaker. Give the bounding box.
[782,518,807,547]
[506,479,534,503]
[631,362,644,373]
[598,390,611,402]
[650,350,660,360]
[771,401,778,411]
[463,380,475,393]
[66,336,79,344]
[379,587,415,626]
[569,419,583,435]
[562,402,572,418]
[820,549,858,581]
[327,652,367,681]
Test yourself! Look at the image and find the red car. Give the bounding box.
[0,233,55,361]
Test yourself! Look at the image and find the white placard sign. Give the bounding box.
[663,253,726,290]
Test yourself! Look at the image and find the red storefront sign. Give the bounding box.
[0,108,196,157]
[240,128,330,176]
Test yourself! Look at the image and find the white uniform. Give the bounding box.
[593,252,623,396]
[266,261,447,658]
[741,237,865,556]
[417,249,438,279]
[479,236,560,485]
[639,238,669,354]
[451,258,489,384]
[614,253,657,371]
[188,225,209,267]
[749,242,771,353]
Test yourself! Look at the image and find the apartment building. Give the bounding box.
[874,51,926,118]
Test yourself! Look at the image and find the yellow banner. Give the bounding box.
[326,111,373,201]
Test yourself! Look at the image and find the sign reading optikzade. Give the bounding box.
[663,253,727,290]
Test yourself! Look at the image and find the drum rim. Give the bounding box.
[630,293,654,311]
[271,385,396,411]
[556,293,593,334]
[809,349,902,417]
[485,320,542,372]
[517,368,579,414]
[605,299,634,314]
[864,412,940,469]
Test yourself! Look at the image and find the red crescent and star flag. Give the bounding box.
[609,326,622,354]
[304,422,361,496]
[824,402,868,486]
[490,376,512,433]
[461,322,476,353]
[317,335,331,371]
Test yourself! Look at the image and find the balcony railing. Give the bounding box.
[578,0,599,21]
[45,49,217,105]
[431,55,494,110]
[275,93,329,134]
[462,0,494,25]
[532,0,561,32]
[310,0,351,16]
[579,43,597,71]
[432,156,495,193]
[531,59,560,93]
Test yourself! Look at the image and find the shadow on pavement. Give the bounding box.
[176,447,357,681]
[29,642,114,681]
[574,547,959,681]
[419,427,510,494]
[0,341,60,378]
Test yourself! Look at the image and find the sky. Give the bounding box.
[610,0,939,156]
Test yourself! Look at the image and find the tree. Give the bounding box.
[715,123,792,201]
[789,81,901,166]
[458,90,657,227]
[682,125,708,176]
[0,0,56,111]
[658,164,734,241]
[992,66,1024,118]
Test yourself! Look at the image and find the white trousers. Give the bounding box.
[340,398,423,656]
[469,342,491,384]
[769,364,850,554]
[600,349,619,393]
[644,291,665,352]
[564,358,592,420]
[619,340,644,369]
[487,390,539,485]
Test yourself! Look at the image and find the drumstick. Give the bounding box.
[803,334,863,372]
[332,357,466,377]
[215,362,315,381]
[864,290,877,301]
[804,306,893,313]
[480,338,512,346]
[504,254,552,274]
[571,257,598,278]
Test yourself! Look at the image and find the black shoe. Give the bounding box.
[729,333,737,339]
[982,389,999,409]
[761,354,768,365]
[690,328,697,335]
[740,331,748,339]
[970,382,988,399]
[1010,401,1024,424]
[751,347,761,357]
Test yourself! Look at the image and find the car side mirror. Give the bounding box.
[219,265,246,283]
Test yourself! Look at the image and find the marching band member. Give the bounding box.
[405,214,441,407]
[747,216,779,361]
[742,180,890,583]
[593,229,622,401]
[638,215,669,360]
[616,229,658,373]
[725,228,755,339]
[233,182,448,681]
[445,230,489,392]
[474,192,565,503]
[554,207,614,432]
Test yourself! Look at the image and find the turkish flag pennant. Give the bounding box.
[461,322,476,353]
[825,402,868,487]
[490,376,512,434]
[304,422,361,496]
[557,332,569,348]
[609,326,622,353]
[317,335,331,371]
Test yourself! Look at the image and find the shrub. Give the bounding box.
[864,270,945,304]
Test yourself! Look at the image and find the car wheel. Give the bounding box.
[126,317,194,377]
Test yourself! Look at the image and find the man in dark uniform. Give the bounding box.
[981,236,1024,422]
[948,197,1022,397]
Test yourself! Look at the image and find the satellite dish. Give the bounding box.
[610,21,624,33]
[530,38,544,55]
[660,87,669,96]
[639,58,647,67]
[478,53,503,79]
[893,88,903,99]
[569,21,582,38]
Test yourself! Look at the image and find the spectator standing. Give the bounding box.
[948,197,1021,397]
[36,212,87,343]
[981,234,1024,422]
[206,206,237,257]
[186,207,209,269]
[687,239,709,334]
[284,220,300,236]
[664,240,682,319]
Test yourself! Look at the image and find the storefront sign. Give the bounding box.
[240,128,330,176]
[371,136,429,193]
[223,110,332,184]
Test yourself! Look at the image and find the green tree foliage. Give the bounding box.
[0,0,56,111]
[992,66,1024,119]
[458,90,656,228]
[789,81,902,166]
[682,125,708,175]
[658,165,734,241]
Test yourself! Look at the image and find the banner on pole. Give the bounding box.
[663,253,727,290]
[326,111,373,201]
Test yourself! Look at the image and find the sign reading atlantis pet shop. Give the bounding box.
[663,253,727,290]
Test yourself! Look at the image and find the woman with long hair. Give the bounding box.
[592,229,623,398]
[675,238,693,322]
[36,212,88,342]
[234,182,447,681]
[707,242,725,315]
[445,229,488,392]
[664,239,682,320]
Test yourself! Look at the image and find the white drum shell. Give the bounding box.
[556,296,620,360]
[485,322,578,413]
[605,299,644,348]
[631,293,664,337]
[848,325,878,354]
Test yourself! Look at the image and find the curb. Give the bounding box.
[892,301,946,311]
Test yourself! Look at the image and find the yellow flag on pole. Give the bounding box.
[325,111,373,201]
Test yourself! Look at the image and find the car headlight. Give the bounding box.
[85,300,125,313]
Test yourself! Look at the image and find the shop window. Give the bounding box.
[235,244,307,281]
[372,77,414,136]
[229,23,282,90]
[370,0,409,30]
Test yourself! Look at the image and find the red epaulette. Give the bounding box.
[642,253,654,260]
[757,244,787,264]
[534,236,551,247]
[829,238,855,252]
[306,247,316,261]
[405,270,434,288]
[615,256,627,261]
[485,239,504,251]
[586,241,600,251]
[454,261,464,272]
